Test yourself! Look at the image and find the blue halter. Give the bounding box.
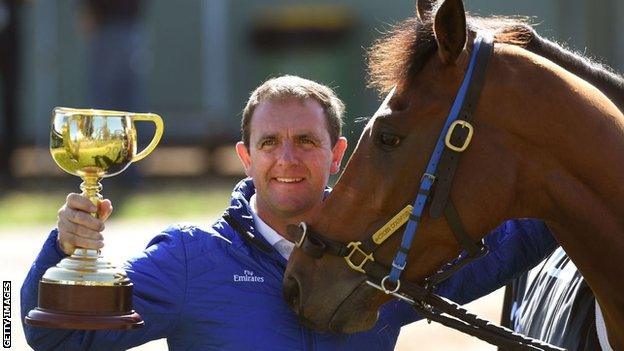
[385,34,491,289]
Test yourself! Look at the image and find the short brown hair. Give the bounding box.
[241,75,344,149]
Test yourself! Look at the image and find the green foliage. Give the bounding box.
[0,193,64,226]
[114,188,231,220]
[0,185,232,228]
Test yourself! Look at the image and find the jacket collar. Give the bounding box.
[223,178,273,252]
[222,178,331,262]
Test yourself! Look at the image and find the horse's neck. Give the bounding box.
[489,45,624,219]
[487,45,624,345]
[525,35,624,110]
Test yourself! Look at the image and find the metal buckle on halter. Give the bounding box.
[295,222,307,248]
[365,280,414,304]
[421,172,436,183]
[445,120,474,152]
[344,241,374,274]
[392,260,407,270]
[381,275,401,294]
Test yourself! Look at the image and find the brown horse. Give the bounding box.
[283,0,624,348]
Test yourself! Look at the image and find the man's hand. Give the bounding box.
[57,193,113,255]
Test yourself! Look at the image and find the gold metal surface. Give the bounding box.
[50,107,163,178]
[372,205,414,245]
[444,120,474,152]
[41,250,130,286]
[344,241,374,274]
[45,107,164,286]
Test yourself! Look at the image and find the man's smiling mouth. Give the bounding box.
[275,177,304,183]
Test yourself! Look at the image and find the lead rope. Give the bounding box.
[362,259,565,351]
[400,280,567,351]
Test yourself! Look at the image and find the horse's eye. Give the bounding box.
[379,132,402,148]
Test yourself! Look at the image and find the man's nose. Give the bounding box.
[277,143,298,165]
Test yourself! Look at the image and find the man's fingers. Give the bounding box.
[60,230,104,250]
[58,193,113,254]
[98,199,113,221]
[66,193,98,213]
[57,193,109,255]
[57,216,104,255]
[62,207,105,231]
[58,217,104,242]
[65,194,113,222]
[57,238,75,256]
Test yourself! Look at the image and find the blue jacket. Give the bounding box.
[21,178,557,350]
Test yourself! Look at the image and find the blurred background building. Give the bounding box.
[1,2,622,349]
[1,0,623,184]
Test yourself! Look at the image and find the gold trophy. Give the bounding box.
[25,107,164,330]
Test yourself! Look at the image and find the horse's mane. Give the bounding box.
[367,14,624,109]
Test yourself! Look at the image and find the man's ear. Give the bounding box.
[235,141,252,176]
[330,137,348,175]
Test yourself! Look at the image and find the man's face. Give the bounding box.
[236,97,347,221]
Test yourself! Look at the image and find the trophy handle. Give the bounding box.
[131,113,164,162]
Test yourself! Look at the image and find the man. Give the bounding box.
[22,75,555,350]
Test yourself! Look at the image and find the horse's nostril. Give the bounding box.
[283,276,301,310]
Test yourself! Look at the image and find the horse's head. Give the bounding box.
[283,0,547,333]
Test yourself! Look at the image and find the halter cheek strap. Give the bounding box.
[386,33,493,286]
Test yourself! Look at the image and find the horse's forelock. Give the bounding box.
[368,9,624,113]
[366,14,535,95]
[366,17,435,95]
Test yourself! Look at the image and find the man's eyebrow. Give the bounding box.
[256,133,278,141]
[294,133,321,140]
[254,132,323,144]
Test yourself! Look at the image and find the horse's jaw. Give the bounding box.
[327,280,383,333]
[292,283,380,334]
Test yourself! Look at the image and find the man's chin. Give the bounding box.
[266,196,317,216]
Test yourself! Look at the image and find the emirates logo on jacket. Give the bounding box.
[233,270,265,283]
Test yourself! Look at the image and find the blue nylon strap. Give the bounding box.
[388,35,486,284]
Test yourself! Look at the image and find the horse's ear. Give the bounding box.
[433,0,467,64]
[417,0,436,21]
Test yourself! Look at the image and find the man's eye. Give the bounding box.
[260,139,277,147]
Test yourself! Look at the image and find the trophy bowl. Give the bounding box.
[25,107,164,330]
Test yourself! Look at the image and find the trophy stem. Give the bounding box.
[74,176,104,259]
[80,176,103,210]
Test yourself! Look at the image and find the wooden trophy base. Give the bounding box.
[25,309,143,330]
[25,281,144,330]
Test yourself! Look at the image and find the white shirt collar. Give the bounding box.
[249,194,294,249]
